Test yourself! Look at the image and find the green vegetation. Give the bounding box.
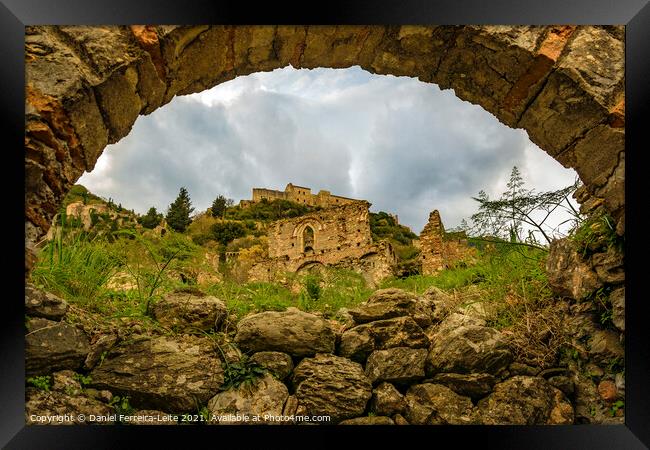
[62,184,104,207]
[383,241,564,368]
[210,221,248,246]
[572,210,624,257]
[467,166,581,248]
[139,207,163,229]
[610,400,624,417]
[31,214,120,306]
[220,355,267,391]
[211,195,234,218]
[166,187,195,232]
[224,198,317,222]
[109,395,135,417]
[72,373,92,386]
[205,268,372,319]
[31,183,584,372]
[370,211,417,245]
[27,375,52,392]
[370,211,421,274]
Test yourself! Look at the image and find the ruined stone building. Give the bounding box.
[248,201,397,286]
[240,183,360,208]
[420,210,476,274]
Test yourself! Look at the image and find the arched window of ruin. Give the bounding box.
[303,225,315,253]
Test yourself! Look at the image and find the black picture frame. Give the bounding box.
[2,0,648,448]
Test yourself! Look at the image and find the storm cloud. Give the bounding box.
[79,66,578,234]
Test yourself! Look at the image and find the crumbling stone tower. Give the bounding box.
[420,210,447,275]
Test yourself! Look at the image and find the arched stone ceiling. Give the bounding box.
[24,25,625,269]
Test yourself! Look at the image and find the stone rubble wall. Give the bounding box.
[26,285,621,425]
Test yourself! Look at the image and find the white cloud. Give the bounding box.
[78,66,578,234]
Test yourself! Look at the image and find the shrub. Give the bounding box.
[572,210,623,257]
[210,221,247,246]
[139,207,163,229]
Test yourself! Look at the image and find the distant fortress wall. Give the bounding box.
[241,183,360,208]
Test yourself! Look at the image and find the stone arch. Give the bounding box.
[295,260,325,273]
[302,225,315,253]
[24,25,625,269]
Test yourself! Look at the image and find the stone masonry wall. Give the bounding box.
[267,201,373,260]
[420,210,476,274]
[248,183,359,208]
[247,201,397,284]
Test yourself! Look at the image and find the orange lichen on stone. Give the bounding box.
[25,85,85,170]
[130,25,166,80]
[537,26,577,61]
[608,98,625,128]
[502,26,577,113]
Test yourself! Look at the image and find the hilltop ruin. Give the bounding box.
[236,183,473,283]
[240,183,361,209]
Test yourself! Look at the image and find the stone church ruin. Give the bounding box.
[237,183,472,284]
[246,198,397,286]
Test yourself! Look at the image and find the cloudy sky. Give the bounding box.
[79,66,578,234]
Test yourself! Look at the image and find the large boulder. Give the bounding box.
[207,373,289,424]
[26,318,91,376]
[365,347,427,385]
[25,284,68,320]
[426,324,512,376]
[545,238,601,300]
[291,354,372,423]
[339,316,429,363]
[152,289,227,331]
[421,286,455,322]
[427,373,496,400]
[404,383,476,425]
[250,351,294,381]
[477,376,574,425]
[348,288,433,327]
[235,309,336,357]
[89,335,224,412]
[370,382,407,416]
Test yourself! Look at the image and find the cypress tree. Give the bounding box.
[166,187,194,232]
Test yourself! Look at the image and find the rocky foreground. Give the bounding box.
[25,284,623,425]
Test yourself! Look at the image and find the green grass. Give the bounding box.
[31,223,120,308]
[207,281,295,318]
[205,267,373,319]
[382,243,552,329]
[305,269,373,316]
